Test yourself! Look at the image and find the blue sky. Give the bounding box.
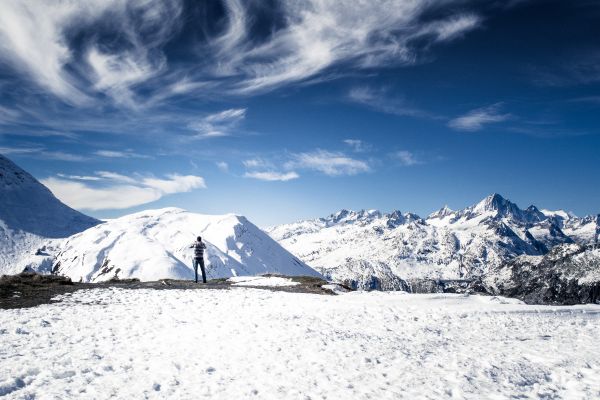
[0,0,599,226]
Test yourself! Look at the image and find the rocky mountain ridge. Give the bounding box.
[268,194,599,290]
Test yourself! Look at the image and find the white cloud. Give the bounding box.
[42,171,205,210]
[216,2,482,94]
[142,174,204,194]
[242,158,273,169]
[57,173,102,181]
[188,108,247,138]
[244,171,299,182]
[94,150,149,159]
[392,150,421,166]
[286,149,370,176]
[424,14,481,42]
[0,1,484,107]
[86,48,163,108]
[448,104,511,131]
[0,146,87,161]
[0,146,38,155]
[95,171,138,185]
[0,0,182,107]
[216,161,229,172]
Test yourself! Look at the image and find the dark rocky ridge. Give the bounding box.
[483,244,600,305]
[0,273,335,309]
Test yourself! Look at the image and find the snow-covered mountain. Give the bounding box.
[267,194,598,289]
[53,207,320,282]
[484,243,600,304]
[0,154,99,274]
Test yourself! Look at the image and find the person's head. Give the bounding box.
[197,236,202,242]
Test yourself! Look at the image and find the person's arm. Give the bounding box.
[201,242,207,249]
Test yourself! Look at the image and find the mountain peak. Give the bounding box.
[0,154,99,238]
[467,194,547,224]
[474,193,510,213]
[1,154,41,189]
[428,205,454,219]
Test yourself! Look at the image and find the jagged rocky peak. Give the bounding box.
[465,193,545,224]
[472,193,516,214]
[385,210,423,228]
[428,205,454,219]
[326,209,381,225]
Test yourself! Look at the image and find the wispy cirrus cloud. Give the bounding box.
[241,148,371,181]
[188,108,247,139]
[0,146,88,161]
[0,1,484,110]
[94,150,150,159]
[391,150,422,166]
[0,0,182,107]
[216,2,482,94]
[42,170,205,210]
[242,158,273,169]
[448,104,512,131]
[285,149,370,176]
[347,86,435,119]
[244,171,299,182]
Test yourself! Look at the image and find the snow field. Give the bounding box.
[1,289,599,399]
[227,276,300,287]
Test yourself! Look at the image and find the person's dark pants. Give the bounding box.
[193,257,206,283]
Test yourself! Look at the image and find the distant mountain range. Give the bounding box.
[0,154,319,281]
[267,194,599,290]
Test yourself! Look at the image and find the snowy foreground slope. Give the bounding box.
[1,288,599,399]
[268,194,600,289]
[0,155,99,275]
[53,208,320,282]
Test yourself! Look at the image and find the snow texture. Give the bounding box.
[0,155,99,275]
[268,194,599,290]
[53,208,320,282]
[227,276,300,287]
[1,288,599,399]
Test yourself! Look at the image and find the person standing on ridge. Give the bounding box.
[190,236,207,283]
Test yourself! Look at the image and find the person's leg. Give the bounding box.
[193,258,198,283]
[199,257,207,283]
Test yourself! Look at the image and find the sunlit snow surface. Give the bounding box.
[53,208,319,282]
[1,289,599,399]
[227,276,300,287]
